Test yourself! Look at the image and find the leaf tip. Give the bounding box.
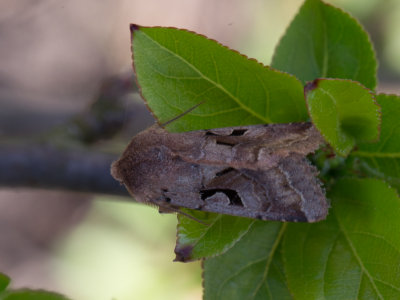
[174,245,194,262]
[304,79,320,96]
[130,23,140,32]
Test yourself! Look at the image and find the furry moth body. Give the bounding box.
[111,122,328,222]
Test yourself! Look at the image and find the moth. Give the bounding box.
[111,121,329,222]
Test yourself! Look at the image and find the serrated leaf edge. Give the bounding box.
[130,24,305,127]
[271,0,378,90]
[201,222,289,300]
[175,213,255,262]
[305,78,381,156]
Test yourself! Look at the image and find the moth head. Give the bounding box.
[111,145,171,202]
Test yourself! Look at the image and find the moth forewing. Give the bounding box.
[111,122,328,222]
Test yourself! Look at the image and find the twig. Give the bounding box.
[0,144,130,197]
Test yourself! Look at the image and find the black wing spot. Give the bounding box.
[200,188,243,207]
[216,140,235,147]
[215,167,235,177]
[230,129,247,136]
[164,197,171,203]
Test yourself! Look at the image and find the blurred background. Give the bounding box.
[0,0,399,299]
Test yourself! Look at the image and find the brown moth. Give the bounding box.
[111,122,328,222]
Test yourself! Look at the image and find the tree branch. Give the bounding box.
[0,144,130,197]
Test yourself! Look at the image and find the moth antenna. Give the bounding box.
[161,101,205,127]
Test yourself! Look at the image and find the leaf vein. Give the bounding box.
[250,223,287,299]
[140,31,271,123]
[349,231,400,254]
[335,214,385,299]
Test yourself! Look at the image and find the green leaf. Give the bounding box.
[283,178,400,299]
[305,79,380,156]
[0,276,69,300]
[0,290,70,300]
[0,274,10,293]
[175,210,254,262]
[203,222,292,300]
[271,0,377,90]
[352,94,400,191]
[131,25,307,132]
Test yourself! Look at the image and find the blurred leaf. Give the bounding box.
[203,222,292,300]
[305,79,380,156]
[0,274,10,293]
[0,290,70,300]
[175,210,254,262]
[54,200,201,300]
[353,94,400,191]
[131,25,307,132]
[0,275,69,300]
[271,0,377,90]
[283,178,400,299]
